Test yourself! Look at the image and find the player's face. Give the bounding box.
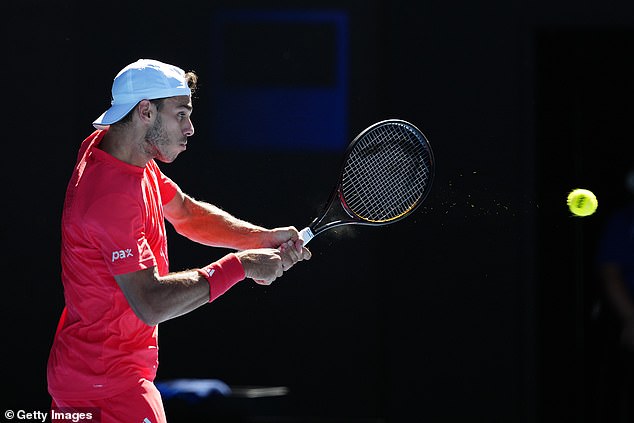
[145,95,194,163]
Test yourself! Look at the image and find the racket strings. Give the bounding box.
[342,123,432,222]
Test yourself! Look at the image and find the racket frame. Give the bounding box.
[299,119,434,245]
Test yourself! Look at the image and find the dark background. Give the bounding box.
[4,0,634,422]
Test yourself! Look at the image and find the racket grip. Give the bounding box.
[298,227,314,245]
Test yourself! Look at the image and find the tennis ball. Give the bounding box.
[567,188,598,217]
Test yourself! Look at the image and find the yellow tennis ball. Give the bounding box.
[567,188,598,216]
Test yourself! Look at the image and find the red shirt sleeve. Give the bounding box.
[150,160,179,205]
[84,193,157,275]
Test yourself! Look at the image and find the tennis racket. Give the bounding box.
[298,119,435,245]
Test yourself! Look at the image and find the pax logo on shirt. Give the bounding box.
[112,248,133,262]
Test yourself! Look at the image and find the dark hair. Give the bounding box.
[113,70,198,127]
[184,71,198,96]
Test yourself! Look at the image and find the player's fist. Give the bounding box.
[279,239,311,270]
[235,249,284,285]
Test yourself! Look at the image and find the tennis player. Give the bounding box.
[46,59,311,423]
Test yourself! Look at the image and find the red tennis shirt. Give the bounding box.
[47,130,178,400]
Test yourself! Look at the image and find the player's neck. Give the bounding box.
[100,128,152,168]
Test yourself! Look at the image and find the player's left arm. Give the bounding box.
[163,186,308,256]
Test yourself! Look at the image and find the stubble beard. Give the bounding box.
[144,114,178,163]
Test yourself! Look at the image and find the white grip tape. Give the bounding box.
[298,227,314,245]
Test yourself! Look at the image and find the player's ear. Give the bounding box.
[136,100,153,124]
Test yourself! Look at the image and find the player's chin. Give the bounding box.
[156,151,183,163]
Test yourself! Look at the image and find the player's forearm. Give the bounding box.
[170,196,267,250]
[115,267,211,326]
[147,270,211,324]
[116,253,249,326]
[130,256,245,325]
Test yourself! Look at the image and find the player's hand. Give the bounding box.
[260,226,301,248]
[235,249,284,285]
[257,226,312,272]
[235,240,311,285]
[279,239,312,270]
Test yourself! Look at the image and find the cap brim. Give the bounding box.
[92,102,139,130]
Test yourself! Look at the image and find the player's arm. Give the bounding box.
[115,267,210,326]
[114,247,304,326]
[164,186,310,258]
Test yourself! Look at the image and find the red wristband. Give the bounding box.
[198,253,246,303]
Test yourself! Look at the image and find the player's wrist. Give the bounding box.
[198,253,246,303]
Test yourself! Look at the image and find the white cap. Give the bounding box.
[93,59,191,129]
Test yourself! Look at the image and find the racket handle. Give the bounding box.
[298,227,314,245]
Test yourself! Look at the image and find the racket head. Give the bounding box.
[337,119,435,225]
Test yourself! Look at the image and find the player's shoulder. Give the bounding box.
[67,152,145,217]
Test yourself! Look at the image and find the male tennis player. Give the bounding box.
[46,59,311,423]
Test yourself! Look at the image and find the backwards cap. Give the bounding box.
[93,59,191,129]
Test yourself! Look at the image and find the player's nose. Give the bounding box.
[183,118,194,137]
